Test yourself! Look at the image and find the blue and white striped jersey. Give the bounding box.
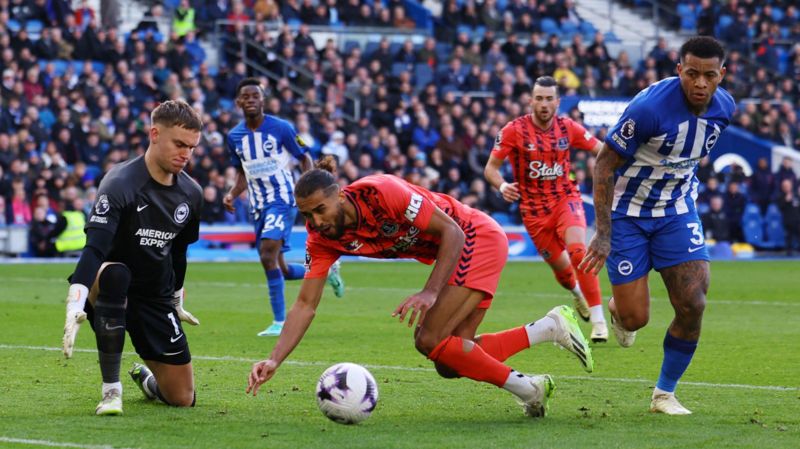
[226,114,309,212]
[605,77,735,218]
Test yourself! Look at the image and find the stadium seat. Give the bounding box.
[414,63,434,87]
[540,18,560,36]
[763,204,785,249]
[709,241,734,259]
[26,20,43,40]
[741,204,765,248]
[392,62,411,77]
[7,19,21,33]
[343,40,360,55]
[771,7,784,22]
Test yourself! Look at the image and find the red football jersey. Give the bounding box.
[304,175,478,278]
[492,115,598,217]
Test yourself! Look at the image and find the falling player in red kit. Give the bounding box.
[246,157,594,418]
[485,76,608,342]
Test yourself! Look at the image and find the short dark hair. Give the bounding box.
[295,156,339,199]
[151,100,202,131]
[533,76,558,89]
[235,77,263,97]
[680,36,726,63]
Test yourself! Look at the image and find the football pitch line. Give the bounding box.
[2,344,796,393]
[0,436,138,449]
[2,276,799,308]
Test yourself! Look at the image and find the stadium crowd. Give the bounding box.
[0,0,799,257]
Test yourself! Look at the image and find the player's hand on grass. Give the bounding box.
[499,182,521,202]
[247,359,279,396]
[392,289,436,328]
[172,288,200,326]
[579,232,611,275]
[222,193,235,213]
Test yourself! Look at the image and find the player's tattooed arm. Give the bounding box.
[579,144,626,274]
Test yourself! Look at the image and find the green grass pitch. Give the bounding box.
[0,261,798,449]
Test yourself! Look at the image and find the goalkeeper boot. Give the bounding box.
[129,363,156,400]
[547,305,594,373]
[326,261,345,298]
[95,388,123,416]
[520,374,556,418]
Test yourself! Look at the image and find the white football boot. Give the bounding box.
[610,314,636,348]
[650,392,692,415]
[520,374,556,418]
[96,389,123,416]
[590,321,609,343]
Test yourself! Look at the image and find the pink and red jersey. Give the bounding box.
[304,175,479,278]
[492,115,598,217]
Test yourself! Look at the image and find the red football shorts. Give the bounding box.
[447,211,508,309]
[522,197,587,261]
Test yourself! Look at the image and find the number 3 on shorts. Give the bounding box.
[264,214,285,231]
[686,222,704,246]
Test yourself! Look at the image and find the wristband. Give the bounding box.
[499,182,509,194]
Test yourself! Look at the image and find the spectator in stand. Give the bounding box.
[775,157,798,193]
[724,181,746,242]
[701,196,730,243]
[749,157,774,215]
[776,179,800,255]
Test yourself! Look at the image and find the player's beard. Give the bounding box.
[535,108,553,124]
[322,207,347,240]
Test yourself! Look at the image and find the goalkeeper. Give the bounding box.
[62,100,203,415]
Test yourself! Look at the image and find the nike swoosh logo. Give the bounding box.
[162,350,184,356]
[105,323,125,331]
[688,246,705,253]
[170,334,184,343]
[137,204,148,212]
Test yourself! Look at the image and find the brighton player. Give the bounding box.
[246,157,595,418]
[62,100,203,415]
[485,76,608,342]
[223,78,344,337]
[580,36,735,415]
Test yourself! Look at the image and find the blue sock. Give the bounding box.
[656,331,698,393]
[266,269,286,322]
[284,263,306,280]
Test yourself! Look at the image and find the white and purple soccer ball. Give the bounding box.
[315,362,378,424]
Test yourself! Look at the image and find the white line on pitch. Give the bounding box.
[1,344,796,392]
[0,436,138,449]
[1,277,797,307]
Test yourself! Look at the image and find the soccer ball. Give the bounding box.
[315,362,379,424]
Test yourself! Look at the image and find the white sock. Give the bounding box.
[102,382,122,396]
[653,387,673,397]
[590,305,605,323]
[502,370,535,401]
[524,316,557,345]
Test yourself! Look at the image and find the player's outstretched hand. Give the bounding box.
[172,288,200,326]
[222,193,235,213]
[579,232,611,275]
[247,359,279,396]
[63,308,87,359]
[499,182,521,202]
[392,289,436,328]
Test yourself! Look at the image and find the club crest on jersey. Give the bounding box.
[494,130,502,146]
[381,221,399,236]
[262,137,275,153]
[95,194,110,216]
[557,137,569,150]
[345,240,364,252]
[705,129,720,150]
[174,202,189,224]
[620,119,636,139]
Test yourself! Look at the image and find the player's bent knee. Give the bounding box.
[414,330,443,357]
[618,311,648,331]
[434,362,461,379]
[162,388,195,407]
[675,296,705,319]
[98,264,131,300]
